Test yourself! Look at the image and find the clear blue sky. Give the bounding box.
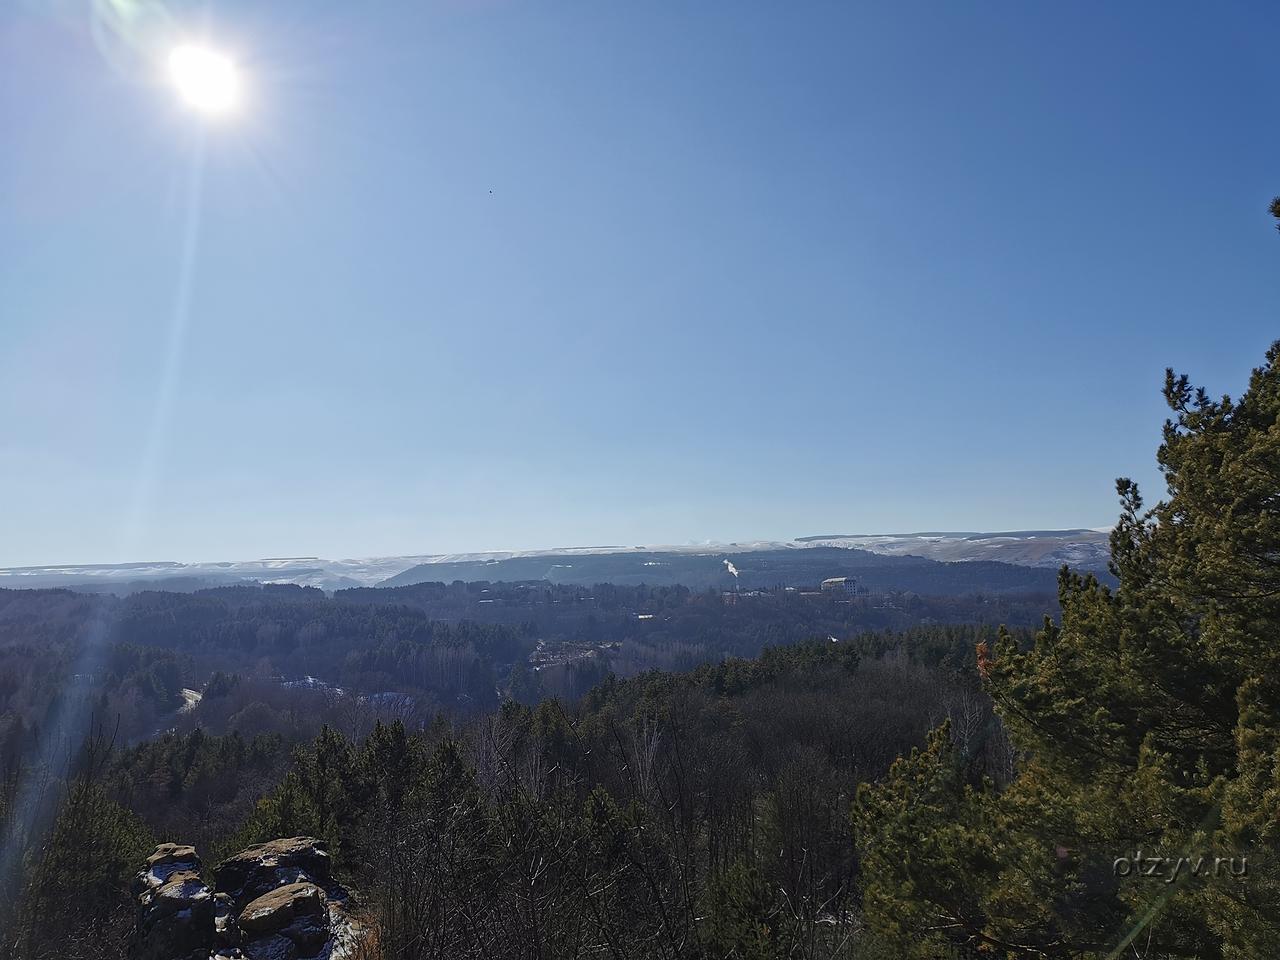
[2,0,1277,566]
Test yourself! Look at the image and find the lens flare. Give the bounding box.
[168,44,241,114]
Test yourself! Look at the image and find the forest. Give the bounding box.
[2,327,1279,958]
[0,575,1055,753]
[6,626,1012,958]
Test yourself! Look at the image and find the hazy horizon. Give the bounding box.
[0,526,1115,574]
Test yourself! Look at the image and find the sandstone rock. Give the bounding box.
[282,913,331,955]
[147,843,201,870]
[239,881,327,935]
[214,837,332,903]
[134,843,203,895]
[131,837,356,960]
[213,891,242,947]
[238,881,330,957]
[129,852,215,960]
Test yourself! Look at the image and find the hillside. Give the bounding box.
[380,545,1074,592]
[0,530,1111,595]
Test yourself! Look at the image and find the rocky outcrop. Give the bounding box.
[131,844,216,960]
[129,837,362,960]
[215,837,334,903]
[238,882,330,955]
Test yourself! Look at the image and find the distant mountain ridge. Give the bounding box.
[0,529,1111,594]
[795,529,1112,571]
[378,546,1073,594]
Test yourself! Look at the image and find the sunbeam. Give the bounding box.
[119,131,206,562]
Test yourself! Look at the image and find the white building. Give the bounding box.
[820,576,858,595]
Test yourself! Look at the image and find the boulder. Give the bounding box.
[242,893,328,954]
[213,891,242,947]
[214,837,332,903]
[148,843,201,870]
[131,837,357,960]
[239,881,327,936]
[281,913,331,955]
[134,843,202,895]
[129,849,215,960]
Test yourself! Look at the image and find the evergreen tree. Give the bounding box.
[13,784,154,959]
[855,204,1280,958]
[705,861,780,960]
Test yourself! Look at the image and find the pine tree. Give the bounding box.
[854,203,1280,958]
[14,784,154,958]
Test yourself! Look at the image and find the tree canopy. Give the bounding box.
[855,206,1280,958]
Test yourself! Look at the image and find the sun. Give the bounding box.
[168,44,241,115]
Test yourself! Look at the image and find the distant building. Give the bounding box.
[820,576,858,595]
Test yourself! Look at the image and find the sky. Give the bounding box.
[1,0,1277,567]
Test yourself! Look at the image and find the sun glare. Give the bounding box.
[168,44,241,115]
